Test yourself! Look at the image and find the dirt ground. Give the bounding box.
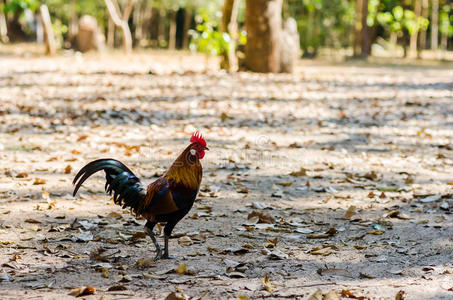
[0,49,452,300]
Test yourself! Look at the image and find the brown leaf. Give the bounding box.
[276,182,292,187]
[101,268,109,278]
[262,275,277,292]
[16,172,28,178]
[165,292,187,300]
[359,272,375,279]
[178,236,193,246]
[107,285,127,291]
[136,258,155,268]
[363,171,377,180]
[76,135,88,142]
[354,244,367,250]
[395,290,406,300]
[341,289,367,299]
[64,165,72,174]
[344,206,356,219]
[307,289,323,300]
[307,227,337,239]
[68,286,95,297]
[290,167,307,177]
[25,218,41,224]
[367,230,385,235]
[33,178,46,185]
[175,263,187,275]
[131,231,147,241]
[247,211,275,224]
[384,210,412,220]
[324,290,340,300]
[310,246,333,256]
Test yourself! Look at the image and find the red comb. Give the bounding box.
[190,131,206,147]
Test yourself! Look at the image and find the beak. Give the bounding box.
[204,146,209,151]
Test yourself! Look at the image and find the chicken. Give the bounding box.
[72,132,208,260]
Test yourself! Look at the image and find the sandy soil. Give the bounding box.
[0,50,452,300]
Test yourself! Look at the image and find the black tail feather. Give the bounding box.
[72,159,146,213]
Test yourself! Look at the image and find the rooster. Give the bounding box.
[72,132,208,260]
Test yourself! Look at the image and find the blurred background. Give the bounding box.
[0,0,452,72]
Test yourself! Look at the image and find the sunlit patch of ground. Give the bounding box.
[0,49,452,299]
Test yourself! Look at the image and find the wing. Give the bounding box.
[141,178,179,218]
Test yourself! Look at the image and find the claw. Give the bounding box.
[153,249,163,261]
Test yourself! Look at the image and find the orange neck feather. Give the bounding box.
[164,145,202,189]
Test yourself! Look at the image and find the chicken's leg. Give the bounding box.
[144,221,162,260]
[163,221,179,259]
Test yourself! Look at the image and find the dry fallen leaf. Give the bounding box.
[395,290,406,300]
[175,263,198,275]
[247,211,275,224]
[165,292,187,300]
[107,285,127,291]
[344,206,356,219]
[324,290,340,300]
[341,289,367,299]
[178,236,193,246]
[33,178,46,185]
[64,165,72,174]
[262,275,277,292]
[307,289,323,300]
[68,286,95,297]
[276,182,292,187]
[310,246,333,256]
[16,172,28,178]
[290,167,307,177]
[25,218,41,224]
[307,227,337,239]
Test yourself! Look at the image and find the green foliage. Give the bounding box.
[439,4,453,37]
[3,0,40,15]
[188,7,226,56]
[188,3,245,57]
[286,0,354,52]
[377,4,429,36]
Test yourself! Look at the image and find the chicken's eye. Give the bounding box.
[190,149,196,156]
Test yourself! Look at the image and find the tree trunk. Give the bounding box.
[142,1,153,41]
[361,0,370,58]
[168,9,177,50]
[409,0,422,57]
[244,0,282,73]
[67,0,78,47]
[418,0,428,51]
[431,0,438,50]
[182,8,192,49]
[440,30,448,51]
[104,0,134,53]
[158,8,166,47]
[390,31,397,45]
[0,0,8,43]
[353,0,363,56]
[220,0,239,72]
[39,5,57,55]
[107,16,115,48]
